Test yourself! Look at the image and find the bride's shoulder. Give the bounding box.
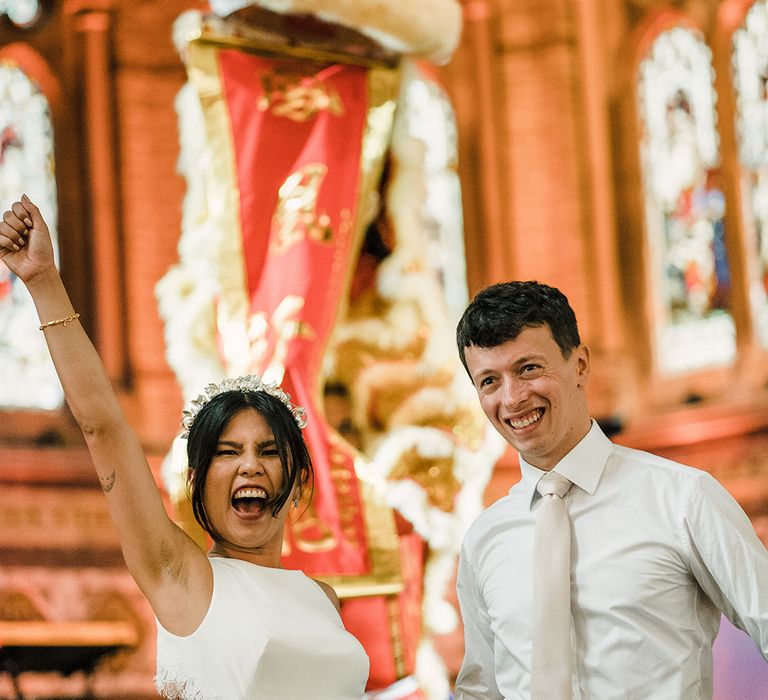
[312,578,340,612]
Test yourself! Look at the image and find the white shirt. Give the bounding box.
[455,421,768,699]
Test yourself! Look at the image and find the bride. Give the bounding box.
[0,195,369,699]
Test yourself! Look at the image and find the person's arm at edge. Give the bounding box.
[684,471,768,660]
[0,197,211,634]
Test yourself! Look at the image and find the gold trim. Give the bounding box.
[312,63,400,407]
[318,453,403,598]
[311,65,403,597]
[185,41,252,375]
[197,26,399,69]
[388,595,407,677]
[329,580,403,599]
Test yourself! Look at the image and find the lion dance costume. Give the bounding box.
[156,2,505,696]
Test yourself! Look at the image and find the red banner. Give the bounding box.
[217,49,371,575]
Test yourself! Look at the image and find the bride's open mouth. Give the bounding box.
[232,486,269,517]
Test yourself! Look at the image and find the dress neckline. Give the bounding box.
[209,554,305,576]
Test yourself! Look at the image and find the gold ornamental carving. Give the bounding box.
[389,447,461,512]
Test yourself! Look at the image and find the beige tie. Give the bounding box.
[531,471,573,700]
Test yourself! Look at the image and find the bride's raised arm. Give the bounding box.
[0,196,211,634]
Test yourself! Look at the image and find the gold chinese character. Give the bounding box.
[258,72,344,123]
[247,296,315,383]
[272,163,336,254]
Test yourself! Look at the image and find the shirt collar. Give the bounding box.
[518,419,612,511]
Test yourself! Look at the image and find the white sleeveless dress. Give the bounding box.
[155,557,369,699]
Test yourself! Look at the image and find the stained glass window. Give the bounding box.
[0,61,62,409]
[733,0,768,348]
[638,26,735,373]
[0,0,41,28]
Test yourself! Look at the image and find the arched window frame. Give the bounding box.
[614,5,768,408]
[0,41,91,444]
[712,0,768,377]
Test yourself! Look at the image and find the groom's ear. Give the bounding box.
[575,344,590,387]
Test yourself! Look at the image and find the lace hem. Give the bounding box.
[156,663,221,700]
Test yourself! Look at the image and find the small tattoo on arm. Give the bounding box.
[100,470,116,493]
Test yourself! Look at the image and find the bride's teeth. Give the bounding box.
[233,488,267,499]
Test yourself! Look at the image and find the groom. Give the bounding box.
[453,280,768,698]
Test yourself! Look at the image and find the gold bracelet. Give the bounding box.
[39,313,80,331]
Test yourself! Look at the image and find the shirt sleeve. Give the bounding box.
[684,471,768,660]
[454,542,503,700]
